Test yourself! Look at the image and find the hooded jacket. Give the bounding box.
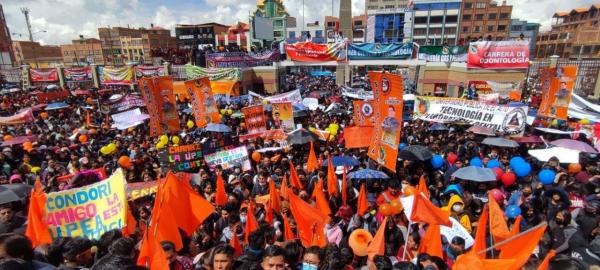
[442,195,472,233]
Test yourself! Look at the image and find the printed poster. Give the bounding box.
[134,66,165,78]
[185,77,220,128]
[353,100,375,126]
[206,50,280,68]
[204,146,252,171]
[159,144,204,172]
[30,68,58,82]
[249,90,302,104]
[185,65,242,96]
[101,66,134,84]
[126,181,158,201]
[272,102,294,132]
[285,41,347,62]
[138,76,181,137]
[45,169,127,239]
[242,105,267,135]
[467,41,530,69]
[367,72,403,171]
[347,43,413,60]
[467,80,522,101]
[63,67,93,82]
[417,46,467,62]
[538,66,577,120]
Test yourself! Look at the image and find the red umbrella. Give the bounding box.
[513,136,543,144]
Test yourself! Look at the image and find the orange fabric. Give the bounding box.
[215,173,228,206]
[265,201,274,225]
[343,126,375,148]
[367,216,388,260]
[498,224,548,270]
[151,195,184,251]
[410,193,452,226]
[283,215,295,241]
[536,250,556,270]
[122,203,137,236]
[453,253,515,270]
[288,160,304,189]
[269,178,281,214]
[357,183,369,216]
[306,142,319,173]
[326,157,338,197]
[418,224,443,258]
[510,216,522,236]
[418,175,430,199]
[376,190,401,206]
[341,167,348,205]
[488,193,511,243]
[137,230,170,269]
[85,111,91,128]
[312,179,332,216]
[470,206,489,258]
[25,179,52,248]
[245,202,259,244]
[230,234,243,256]
[288,190,329,247]
[280,175,289,201]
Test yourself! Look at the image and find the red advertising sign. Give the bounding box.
[285,41,347,62]
[30,68,59,82]
[467,41,530,69]
[242,105,267,135]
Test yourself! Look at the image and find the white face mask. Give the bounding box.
[452,204,462,212]
[401,184,409,190]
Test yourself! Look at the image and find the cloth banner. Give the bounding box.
[417,46,467,62]
[0,109,34,125]
[478,93,500,104]
[353,100,375,126]
[242,105,267,135]
[134,66,165,78]
[467,80,522,101]
[272,102,294,132]
[126,181,158,201]
[206,50,280,68]
[100,95,146,114]
[204,146,251,171]
[185,77,220,128]
[101,66,134,84]
[414,96,528,135]
[56,168,108,183]
[138,76,181,137]
[239,129,287,143]
[467,41,530,69]
[285,41,347,62]
[538,66,577,120]
[367,72,403,171]
[110,108,149,130]
[30,68,58,82]
[45,169,127,239]
[348,43,413,59]
[159,144,203,172]
[63,67,93,82]
[440,217,474,248]
[249,90,302,104]
[185,65,241,96]
[341,86,374,100]
[344,126,375,148]
[37,90,69,103]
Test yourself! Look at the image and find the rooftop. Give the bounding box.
[553,4,600,17]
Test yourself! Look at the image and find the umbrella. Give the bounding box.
[513,136,543,144]
[45,102,69,110]
[323,156,361,167]
[452,166,496,182]
[286,128,319,145]
[398,145,433,161]
[1,136,37,146]
[0,183,32,205]
[482,137,519,148]
[348,169,389,180]
[205,123,232,133]
[467,125,496,136]
[327,108,346,115]
[428,123,448,131]
[550,139,598,153]
[528,147,580,163]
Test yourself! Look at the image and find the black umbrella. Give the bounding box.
[286,128,320,145]
[398,145,433,161]
[0,184,32,205]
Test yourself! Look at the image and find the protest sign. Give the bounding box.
[0,109,34,126]
[341,87,374,100]
[478,93,500,104]
[467,80,522,101]
[348,43,413,59]
[101,66,134,84]
[417,46,467,62]
[45,169,127,239]
[344,126,374,148]
[204,146,251,171]
[242,105,267,135]
[206,50,280,68]
[249,90,302,104]
[159,144,204,172]
[56,168,108,183]
[37,90,70,103]
[414,96,528,135]
[100,95,146,114]
[138,76,181,137]
[538,66,577,120]
[368,72,403,171]
[185,77,220,128]
[185,65,242,96]
[353,100,375,126]
[134,66,165,78]
[440,217,474,248]
[467,41,530,69]
[285,41,347,62]
[30,68,59,82]
[110,108,149,130]
[63,67,93,82]
[272,102,294,132]
[126,181,158,201]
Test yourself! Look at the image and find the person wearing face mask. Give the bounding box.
[301,246,322,270]
[443,237,465,267]
[549,209,580,254]
[442,195,472,233]
[219,214,243,243]
[575,200,600,241]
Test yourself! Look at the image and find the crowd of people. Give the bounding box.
[0,70,598,270]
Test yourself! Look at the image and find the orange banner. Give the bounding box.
[138,76,181,137]
[242,105,266,135]
[185,77,220,128]
[353,100,375,126]
[272,102,294,131]
[538,66,577,120]
[344,126,374,148]
[367,72,403,171]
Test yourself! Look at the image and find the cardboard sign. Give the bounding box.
[126,181,158,200]
[242,105,267,135]
[159,144,204,172]
[204,146,251,171]
[271,102,294,131]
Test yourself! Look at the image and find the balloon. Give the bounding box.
[100,146,110,155]
[78,134,88,143]
[492,167,504,180]
[501,172,516,186]
[490,188,505,203]
[156,142,166,149]
[23,142,33,153]
[262,99,269,105]
[187,120,195,129]
[118,156,132,169]
[470,157,483,167]
[251,152,262,162]
[390,200,403,214]
[486,159,501,169]
[226,109,233,115]
[348,229,373,257]
[40,112,48,119]
[89,129,97,135]
[107,143,116,153]
[399,143,407,151]
[447,153,458,165]
[509,156,525,167]
[220,109,226,115]
[30,166,41,174]
[3,135,13,141]
[580,119,590,125]
[513,162,532,177]
[431,155,444,169]
[551,119,559,126]
[505,205,521,218]
[172,136,180,144]
[159,135,168,145]
[378,203,393,216]
[568,163,582,174]
[538,169,556,185]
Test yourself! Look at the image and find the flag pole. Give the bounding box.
[488,204,494,258]
[477,222,547,256]
[402,220,413,260]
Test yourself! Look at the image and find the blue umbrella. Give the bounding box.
[322,156,361,167]
[45,102,69,110]
[205,123,232,133]
[428,123,448,131]
[348,169,389,180]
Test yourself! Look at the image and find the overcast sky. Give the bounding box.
[2,0,598,45]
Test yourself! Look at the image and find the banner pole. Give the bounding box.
[402,220,413,261]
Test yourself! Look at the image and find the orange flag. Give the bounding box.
[453,252,515,270]
[410,193,452,226]
[245,202,259,244]
[265,201,274,225]
[269,178,281,214]
[280,175,289,201]
[288,191,329,247]
[215,173,228,206]
[307,142,319,173]
[162,173,215,235]
[367,216,388,260]
[357,183,369,216]
[122,202,137,236]
[25,179,52,248]
[230,234,243,256]
[326,157,338,197]
[341,167,348,205]
[418,224,444,258]
[470,205,489,259]
[289,160,304,189]
[151,193,184,251]
[488,193,511,243]
[510,216,522,236]
[312,179,331,216]
[498,223,548,270]
[536,250,556,270]
[137,230,171,270]
[283,215,295,241]
[85,110,91,128]
[417,175,430,199]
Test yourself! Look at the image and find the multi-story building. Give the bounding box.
[509,19,540,57]
[325,15,367,43]
[60,38,104,66]
[459,0,512,44]
[175,23,229,49]
[98,25,175,65]
[12,41,62,68]
[0,4,14,69]
[286,21,326,44]
[411,0,462,45]
[120,36,145,64]
[536,4,600,59]
[249,0,291,46]
[365,0,411,43]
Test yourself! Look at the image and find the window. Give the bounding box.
[315,30,323,37]
[496,36,504,41]
[445,28,456,34]
[384,5,395,9]
[354,20,363,26]
[446,15,458,23]
[487,25,495,32]
[488,13,497,20]
[327,22,336,27]
[583,45,592,54]
[464,3,473,8]
[414,29,427,35]
[475,14,484,20]
[474,26,481,32]
[414,17,428,24]
[475,2,486,8]
[463,15,472,20]
[367,5,378,10]
[497,25,506,31]
[511,25,521,31]
[499,13,509,19]
[430,16,444,23]
[463,26,469,33]
[288,31,296,38]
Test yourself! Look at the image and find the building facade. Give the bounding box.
[249,0,291,46]
[175,23,229,49]
[325,15,367,43]
[365,0,411,43]
[98,25,175,65]
[216,22,251,48]
[509,19,540,57]
[411,0,461,45]
[12,41,62,68]
[287,21,326,44]
[0,4,14,69]
[459,0,512,44]
[536,5,600,59]
[60,38,104,66]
